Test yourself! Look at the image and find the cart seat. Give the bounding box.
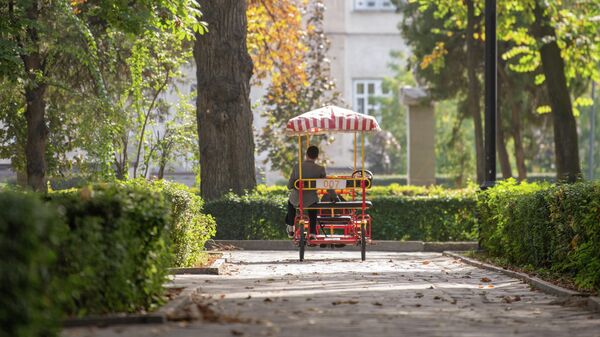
[317,215,353,223]
[307,201,372,210]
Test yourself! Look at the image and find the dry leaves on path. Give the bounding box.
[332,300,359,305]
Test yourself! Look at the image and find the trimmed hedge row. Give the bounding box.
[1,180,215,337]
[478,180,600,291]
[1,191,65,337]
[50,182,173,316]
[205,188,477,241]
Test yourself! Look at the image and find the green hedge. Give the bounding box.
[369,196,477,241]
[205,186,478,241]
[1,180,216,337]
[206,193,288,240]
[50,182,173,316]
[478,180,600,291]
[1,191,65,337]
[153,181,216,267]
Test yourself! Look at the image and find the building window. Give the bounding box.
[353,79,389,119]
[354,0,396,11]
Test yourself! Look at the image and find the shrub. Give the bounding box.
[369,195,477,241]
[50,182,173,315]
[205,192,288,240]
[0,191,65,337]
[478,179,600,291]
[205,185,478,241]
[151,180,216,267]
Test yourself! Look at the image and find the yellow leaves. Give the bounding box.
[536,105,552,114]
[420,41,447,72]
[247,0,308,99]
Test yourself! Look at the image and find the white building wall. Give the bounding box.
[319,0,407,173]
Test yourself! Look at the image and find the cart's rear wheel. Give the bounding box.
[299,225,305,262]
[360,223,366,261]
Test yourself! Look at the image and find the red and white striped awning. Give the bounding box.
[286,105,381,136]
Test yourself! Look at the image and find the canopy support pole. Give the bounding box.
[354,133,357,172]
[361,132,366,220]
[298,136,303,228]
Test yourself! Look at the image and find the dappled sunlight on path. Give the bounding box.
[63,251,600,337]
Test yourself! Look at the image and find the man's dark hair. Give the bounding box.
[306,145,319,159]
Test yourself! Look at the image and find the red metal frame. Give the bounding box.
[292,182,372,247]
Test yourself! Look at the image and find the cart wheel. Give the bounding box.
[361,223,366,261]
[299,227,305,262]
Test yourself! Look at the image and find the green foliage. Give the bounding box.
[205,185,477,241]
[478,180,600,291]
[148,180,217,267]
[1,179,217,335]
[0,0,206,183]
[0,191,65,337]
[370,195,477,241]
[206,192,288,240]
[49,182,173,315]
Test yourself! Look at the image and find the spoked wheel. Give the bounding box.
[299,225,305,262]
[360,223,366,261]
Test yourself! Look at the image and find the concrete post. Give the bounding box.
[400,87,435,186]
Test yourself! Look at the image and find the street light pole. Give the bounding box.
[482,0,497,189]
[589,81,596,180]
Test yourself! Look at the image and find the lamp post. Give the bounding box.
[481,0,497,189]
[589,81,596,180]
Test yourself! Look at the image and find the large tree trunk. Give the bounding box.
[496,112,512,179]
[194,0,256,201]
[511,104,527,181]
[21,3,48,192]
[532,1,581,182]
[466,0,485,184]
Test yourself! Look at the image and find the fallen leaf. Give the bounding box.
[502,295,522,304]
[332,300,359,305]
[487,285,494,288]
[422,261,431,265]
[480,277,492,283]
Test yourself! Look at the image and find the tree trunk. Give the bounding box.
[21,8,48,192]
[532,1,581,182]
[496,111,512,179]
[22,53,48,192]
[194,0,256,201]
[466,0,485,184]
[511,104,527,181]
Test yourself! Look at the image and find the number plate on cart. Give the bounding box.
[315,179,342,189]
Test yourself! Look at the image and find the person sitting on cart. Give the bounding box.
[285,145,331,239]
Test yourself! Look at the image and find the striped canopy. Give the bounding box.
[286,105,381,136]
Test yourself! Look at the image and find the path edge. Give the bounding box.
[443,251,599,313]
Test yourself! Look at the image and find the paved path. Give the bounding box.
[63,251,600,337]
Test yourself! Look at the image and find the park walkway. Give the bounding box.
[63,251,600,337]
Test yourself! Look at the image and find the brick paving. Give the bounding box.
[63,251,600,337]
